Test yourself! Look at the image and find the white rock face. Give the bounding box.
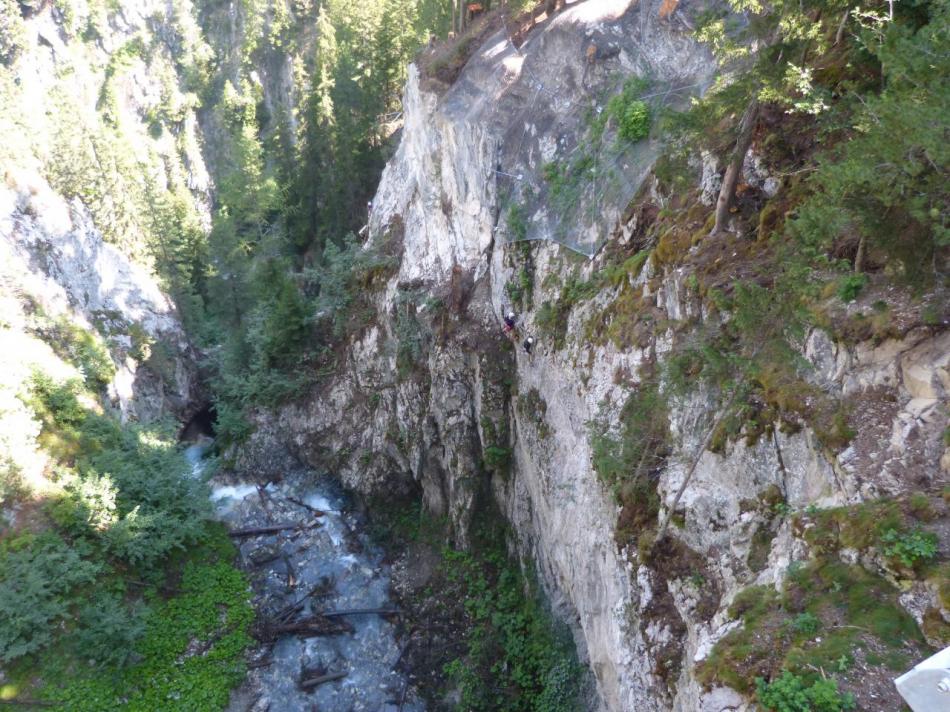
[0,0,213,422]
[0,169,199,421]
[236,2,949,710]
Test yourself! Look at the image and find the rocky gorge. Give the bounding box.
[237,1,950,710]
[0,0,947,710]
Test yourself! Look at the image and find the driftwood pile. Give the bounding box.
[249,575,400,692]
[230,491,406,696]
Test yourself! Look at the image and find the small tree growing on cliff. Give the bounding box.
[696,0,844,235]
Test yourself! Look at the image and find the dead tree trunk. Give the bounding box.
[854,234,866,273]
[653,390,740,546]
[321,608,400,618]
[228,523,300,538]
[300,671,347,690]
[709,99,759,237]
[835,9,849,44]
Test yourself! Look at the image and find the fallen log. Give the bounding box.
[321,608,400,618]
[299,671,347,690]
[287,496,326,516]
[276,600,304,623]
[228,523,299,538]
[264,616,354,638]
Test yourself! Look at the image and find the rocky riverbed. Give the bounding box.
[190,448,423,712]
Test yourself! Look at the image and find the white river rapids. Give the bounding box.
[185,443,424,711]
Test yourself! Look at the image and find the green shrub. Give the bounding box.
[787,612,820,635]
[43,560,253,711]
[589,381,669,492]
[0,533,101,662]
[483,445,511,472]
[441,542,583,711]
[0,0,27,65]
[507,201,528,241]
[836,274,868,302]
[881,528,938,568]
[72,594,146,668]
[756,671,855,712]
[605,77,652,143]
[616,100,651,141]
[32,316,116,389]
[27,374,87,429]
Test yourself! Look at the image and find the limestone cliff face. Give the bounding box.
[0,172,200,421]
[237,1,949,710]
[0,0,210,421]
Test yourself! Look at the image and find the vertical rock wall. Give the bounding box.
[237,1,949,710]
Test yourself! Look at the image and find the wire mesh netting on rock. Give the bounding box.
[494,69,706,257]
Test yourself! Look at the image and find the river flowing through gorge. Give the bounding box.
[184,443,423,712]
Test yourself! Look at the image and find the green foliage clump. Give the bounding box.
[535,276,599,349]
[614,100,651,142]
[790,0,950,285]
[589,379,668,545]
[756,671,855,712]
[0,0,27,65]
[393,289,430,379]
[442,542,583,711]
[589,381,669,493]
[699,558,927,695]
[33,315,116,390]
[32,395,213,570]
[212,232,397,443]
[4,369,234,688]
[482,445,511,472]
[787,612,820,636]
[506,267,534,311]
[72,593,146,668]
[800,498,940,572]
[41,559,253,711]
[0,533,100,662]
[836,274,868,303]
[507,201,529,241]
[602,76,652,143]
[881,528,938,568]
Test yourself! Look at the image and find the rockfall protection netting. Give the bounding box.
[494,59,706,258]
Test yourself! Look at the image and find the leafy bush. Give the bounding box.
[483,445,511,472]
[881,528,938,568]
[507,201,528,241]
[790,0,950,284]
[836,274,868,303]
[442,543,583,711]
[616,100,651,142]
[699,558,927,694]
[43,559,253,711]
[606,77,652,142]
[27,374,87,429]
[788,612,820,636]
[535,276,599,350]
[0,0,27,65]
[589,381,669,493]
[756,671,855,712]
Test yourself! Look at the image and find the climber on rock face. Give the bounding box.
[503,311,516,334]
[523,336,534,354]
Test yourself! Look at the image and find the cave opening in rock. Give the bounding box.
[179,404,217,442]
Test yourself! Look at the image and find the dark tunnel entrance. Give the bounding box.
[179,403,217,442]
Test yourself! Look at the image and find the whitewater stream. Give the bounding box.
[184,443,423,711]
